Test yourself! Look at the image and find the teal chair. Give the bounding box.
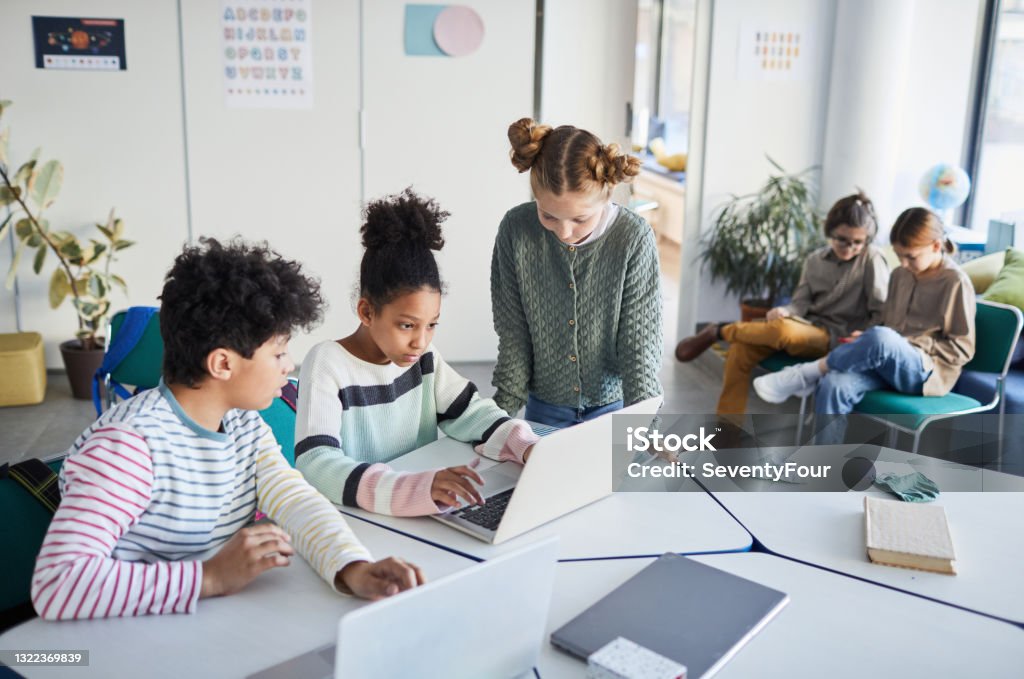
[100,309,164,413]
[0,457,64,630]
[853,300,1024,453]
[760,352,812,443]
[258,378,299,467]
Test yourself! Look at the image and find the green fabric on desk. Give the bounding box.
[874,471,940,502]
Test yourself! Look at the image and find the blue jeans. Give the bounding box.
[815,326,931,416]
[525,394,623,429]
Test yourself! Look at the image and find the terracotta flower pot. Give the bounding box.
[59,339,105,400]
[739,300,770,322]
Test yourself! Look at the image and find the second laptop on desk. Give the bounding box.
[431,396,663,544]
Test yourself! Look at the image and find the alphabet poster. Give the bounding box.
[222,0,314,109]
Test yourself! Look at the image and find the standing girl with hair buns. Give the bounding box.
[491,118,663,428]
[754,207,975,423]
[295,189,539,517]
[675,191,890,415]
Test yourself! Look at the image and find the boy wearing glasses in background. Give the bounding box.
[675,191,890,415]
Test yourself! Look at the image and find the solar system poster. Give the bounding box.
[32,16,127,71]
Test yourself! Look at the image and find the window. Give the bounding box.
[631,0,697,156]
[967,0,1024,232]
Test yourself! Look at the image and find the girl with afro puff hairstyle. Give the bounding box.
[295,189,539,517]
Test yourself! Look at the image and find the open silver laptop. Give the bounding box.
[249,537,558,679]
[431,396,663,544]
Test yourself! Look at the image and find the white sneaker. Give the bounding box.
[753,365,817,404]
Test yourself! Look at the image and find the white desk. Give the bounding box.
[0,519,475,679]
[339,436,752,561]
[538,553,1024,678]
[692,444,1024,624]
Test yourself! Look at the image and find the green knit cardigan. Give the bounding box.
[490,201,664,414]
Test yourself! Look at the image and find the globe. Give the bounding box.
[919,163,971,212]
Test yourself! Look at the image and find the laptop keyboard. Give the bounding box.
[452,488,514,531]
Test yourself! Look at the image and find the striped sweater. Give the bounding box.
[31,382,371,621]
[295,341,538,516]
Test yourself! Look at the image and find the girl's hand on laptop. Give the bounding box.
[200,524,295,598]
[522,445,535,463]
[431,465,485,508]
[766,307,790,321]
[338,557,426,600]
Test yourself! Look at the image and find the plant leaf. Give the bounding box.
[0,100,11,118]
[113,239,134,250]
[30,160,62,209]
[111,274,127,292]
[49,268,71,308]
[32,243,47,274]
[0,127,8,167]
[87,273,108,299]
[59,238,82,260]
[14,218,33,241]
[0,184,17,207]
[14,159,36,188]
[110,212,123,240]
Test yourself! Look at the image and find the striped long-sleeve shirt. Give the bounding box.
[295,341,538,517]
[31,382,371,621]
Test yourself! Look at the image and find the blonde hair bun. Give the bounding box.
[508,118,553,173]
[590,143,641,185]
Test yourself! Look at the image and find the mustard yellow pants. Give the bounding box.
[717,318,830,415]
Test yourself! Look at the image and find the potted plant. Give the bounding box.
[0,100,134,398]
[698,157,824,321]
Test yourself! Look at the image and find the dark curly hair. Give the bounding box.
[159,237,324,387]
[359,188,447,310]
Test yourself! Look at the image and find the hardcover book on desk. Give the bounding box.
[864,496,957,574]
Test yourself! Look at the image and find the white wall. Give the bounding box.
[362,0,535,362]
[692,0,837,325]
[178,0,364,364]
[889,0,980,229]
[540,0,637,147]
[1,1,534,367]
[0,0,190,367]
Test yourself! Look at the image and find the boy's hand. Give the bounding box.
[431,465,485,508]
[338,557,426,600]
[766,307,790,321]
[200,524,295,598]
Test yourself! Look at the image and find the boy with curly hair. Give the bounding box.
[32,238,424,621]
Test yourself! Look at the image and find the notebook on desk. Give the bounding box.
[551,553,789,679]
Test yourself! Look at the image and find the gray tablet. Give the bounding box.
[551,553,789,678]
